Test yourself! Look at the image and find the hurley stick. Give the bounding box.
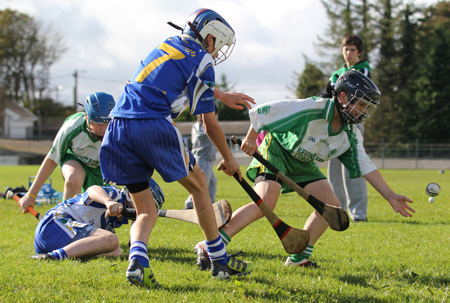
[218,163,309,254]
[231,135,350,231]
[12,192,42,220]
[122,200,232,229]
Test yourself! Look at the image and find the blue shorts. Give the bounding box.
[100,117,195,185]
[34,212,97,254]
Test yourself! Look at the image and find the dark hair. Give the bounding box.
[341,34,364,53]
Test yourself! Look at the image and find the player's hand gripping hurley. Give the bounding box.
[231,135,349,231]
[13,192,42,220]
[218,162,309,254]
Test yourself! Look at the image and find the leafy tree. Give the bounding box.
[295,57,327,98]
[0,9,67,106]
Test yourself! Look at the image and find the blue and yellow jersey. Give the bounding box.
[111,35,216,119]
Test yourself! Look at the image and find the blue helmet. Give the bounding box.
[182,8,236,64]
[83,92,115,125]
[122,178,165,211]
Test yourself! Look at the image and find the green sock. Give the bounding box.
[219,229,231,246]
[290,244,314,262]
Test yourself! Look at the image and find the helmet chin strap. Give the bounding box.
[86,125,104,141]
[187,21,208,51]
[334,98,357,125]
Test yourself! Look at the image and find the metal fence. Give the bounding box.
[365,141,450,159]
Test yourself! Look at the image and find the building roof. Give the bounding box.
[5,99,38,120]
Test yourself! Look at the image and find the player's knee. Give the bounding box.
[64,175,83,191]
[104,233,119,251]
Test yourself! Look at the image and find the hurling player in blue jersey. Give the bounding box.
[31,180,163,261]
[100,8,255,288]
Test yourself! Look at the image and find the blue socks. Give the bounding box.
[206,236,228,265]
[129,241,149,267]
[49,248,68,260]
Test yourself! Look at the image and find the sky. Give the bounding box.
[1,0,438,109]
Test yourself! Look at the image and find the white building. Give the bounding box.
[3,99,38,139]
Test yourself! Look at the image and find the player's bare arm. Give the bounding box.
[214,88,255,110]
[364,169,415,217]
[19,155,58,214]
[241,125,259,156]
[87,185,123,217]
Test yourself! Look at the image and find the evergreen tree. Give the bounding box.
[364,0,402,143]
[295,58,327,98]
[412,1,450,143]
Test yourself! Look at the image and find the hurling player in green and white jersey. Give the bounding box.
[19,92,115,215]
[195,70,415,269]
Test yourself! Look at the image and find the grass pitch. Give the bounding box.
[0,166,449,302]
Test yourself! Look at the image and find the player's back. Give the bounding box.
[111,36,214,119]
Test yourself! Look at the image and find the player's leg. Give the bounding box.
[200,158,217,203]
[100,118,159,288]
[194,177,281,270]
[33,215,118,260]
[221,178,281,238]
[347,122,368,221]
[179,164,218,238]
[125,183,159,288]
[344,171,368,221]
[60,160,85,199]
[180,163,254,279]
[286,179,340,268]
[327,159,348,211]
[60,227,120,258]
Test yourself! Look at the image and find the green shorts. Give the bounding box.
[61,154,103,192]
[246,133,326,194]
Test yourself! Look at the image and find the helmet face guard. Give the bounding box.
[340,89,380,124]
[333,70,381,124]
[198,20,236,64]
[181,8,235,65]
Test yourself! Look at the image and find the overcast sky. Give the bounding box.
[1,0,438,109]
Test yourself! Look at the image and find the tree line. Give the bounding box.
[296,0,450,144]
[1,2,449,143]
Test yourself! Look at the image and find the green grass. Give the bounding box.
[0,166,449,302]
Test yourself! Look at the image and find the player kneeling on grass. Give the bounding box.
[19,92,116,214]
[32,179,164,261]
[99,8,255,289]
[195,70,416,269]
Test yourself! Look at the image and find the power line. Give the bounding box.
[79,75,126,84]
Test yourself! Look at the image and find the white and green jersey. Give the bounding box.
[48,113,102,169]
[249,97,376,178]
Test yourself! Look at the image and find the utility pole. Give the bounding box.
[73,70,78,112]
[73,70,85,112]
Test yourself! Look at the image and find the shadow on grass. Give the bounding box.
[359,219,450,226]
[339,271,450,288]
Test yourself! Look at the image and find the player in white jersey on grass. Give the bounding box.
[19,92,115,214]
[100,8,255,288]
[195,70,415,269]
